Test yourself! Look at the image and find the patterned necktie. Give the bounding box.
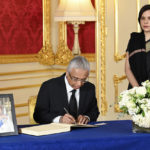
[69,89,77,119]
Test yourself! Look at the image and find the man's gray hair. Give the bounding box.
[67,56,90,73]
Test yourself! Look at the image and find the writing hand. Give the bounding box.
[77,115,89,124]
[60,114,76,124]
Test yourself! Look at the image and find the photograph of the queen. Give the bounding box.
[0,97,14,133]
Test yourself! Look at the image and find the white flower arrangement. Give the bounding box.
[119,80,150,128]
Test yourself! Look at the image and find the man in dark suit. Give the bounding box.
[34,56,99,124]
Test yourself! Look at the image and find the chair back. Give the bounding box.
[28,96,37,124]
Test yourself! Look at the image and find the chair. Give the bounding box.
[28,96,37,124]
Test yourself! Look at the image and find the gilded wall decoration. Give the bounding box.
[55,23,73,65]
[113,75,126,112]
[38,42,55,65]
[96,0,107,115]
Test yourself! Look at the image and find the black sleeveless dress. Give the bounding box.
[126,32,148,89]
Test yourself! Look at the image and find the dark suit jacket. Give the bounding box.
[34,73,100,124]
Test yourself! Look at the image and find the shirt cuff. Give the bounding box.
[52,116,61,123]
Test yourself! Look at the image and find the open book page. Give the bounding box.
[20,123,71,136]
[20,122,106,136]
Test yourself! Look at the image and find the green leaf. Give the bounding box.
[121,106,128,114]
[142,111,145,117]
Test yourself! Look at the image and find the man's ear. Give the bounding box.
[66,72,69,77]
[66,72,70,81]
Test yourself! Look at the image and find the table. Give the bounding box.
[0,120,150,150]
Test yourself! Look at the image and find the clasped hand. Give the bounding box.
[60,114,89,124]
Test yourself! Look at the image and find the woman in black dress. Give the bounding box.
[125,5,150,89]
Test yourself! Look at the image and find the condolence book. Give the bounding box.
[20,123,105,136]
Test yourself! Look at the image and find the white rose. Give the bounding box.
[128,87,136,94]
[142,81,147,87]
[135,87,146,95]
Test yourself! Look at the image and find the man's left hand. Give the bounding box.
[77,115,89,124]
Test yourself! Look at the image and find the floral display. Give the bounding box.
[119,80,150,128]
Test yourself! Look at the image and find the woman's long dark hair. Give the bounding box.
[138,4,150,24]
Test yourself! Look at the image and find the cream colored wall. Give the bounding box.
[1,0,150,125]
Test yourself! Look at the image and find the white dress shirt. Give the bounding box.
[53,75,80,123]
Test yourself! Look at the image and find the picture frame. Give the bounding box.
[0,94,18,136]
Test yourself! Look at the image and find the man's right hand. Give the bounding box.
[59,114,76,124]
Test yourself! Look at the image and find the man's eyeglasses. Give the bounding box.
[69,73,88,83]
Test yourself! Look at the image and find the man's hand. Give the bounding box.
[59,114,76,124]
[77,115,89,124]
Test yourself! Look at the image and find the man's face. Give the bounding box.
[66,68,89,89]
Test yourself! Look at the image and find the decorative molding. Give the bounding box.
[0,72,96,82]
[0,68,95,82]
[55,40,73,65]
[38,42,55,65]
[16,113,29,118]
[15,103,28,108]
[113,74,126,112]
[0,84,41,91]
[15,103,28,118]
[0,69,66,76]
[28,95,37,124]
[95,0,100,112]
[0,74,96,82]
[55,22,73,65]
[38,0,55,65]
[114,0,126,62]
[98,0,107,115]
[0,75,57,82]
[0,54,39,64]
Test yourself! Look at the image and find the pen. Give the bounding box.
[64,107,77,124]
[64,107,69,114]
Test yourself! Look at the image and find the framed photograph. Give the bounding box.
[0,94,18,136]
